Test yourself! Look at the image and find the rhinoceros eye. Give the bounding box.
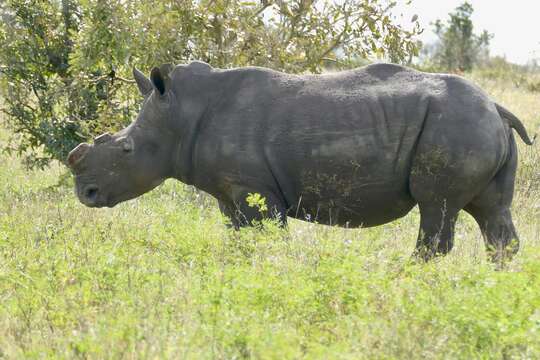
[118,137,134,153]
[122,141,133,153]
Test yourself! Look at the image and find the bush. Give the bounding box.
[0,0,420,168]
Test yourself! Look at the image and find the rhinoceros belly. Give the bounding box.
[287,167,416,227]
[271,131,419,227]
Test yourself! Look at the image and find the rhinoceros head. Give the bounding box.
[67,65,179,207]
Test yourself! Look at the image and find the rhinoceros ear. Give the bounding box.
[133,67,153,96]
[150,63,174,96]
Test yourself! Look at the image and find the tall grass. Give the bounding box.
[0,74,539,359]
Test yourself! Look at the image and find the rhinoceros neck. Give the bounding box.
[172,126,195,185]
[171,101,210,185]
[169,69,248,186]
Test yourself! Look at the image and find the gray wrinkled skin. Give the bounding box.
[68,61,534,262]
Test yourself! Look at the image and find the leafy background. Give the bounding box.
[0,2,539,357]
[0,0,420,168]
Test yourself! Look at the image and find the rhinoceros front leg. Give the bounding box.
[217,191,287,229]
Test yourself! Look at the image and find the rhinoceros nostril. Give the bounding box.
[84,185,99,203]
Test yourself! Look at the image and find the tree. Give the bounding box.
[429,2,491,72]
[0,0,421,168]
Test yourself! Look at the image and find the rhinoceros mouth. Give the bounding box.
[103,191,136,208]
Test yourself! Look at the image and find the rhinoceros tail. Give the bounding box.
[495,103,535,145]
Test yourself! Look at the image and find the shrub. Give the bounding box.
[0,0,420,168]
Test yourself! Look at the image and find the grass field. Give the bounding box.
[1,73,540,359]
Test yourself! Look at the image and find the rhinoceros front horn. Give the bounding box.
[67,143,91,168]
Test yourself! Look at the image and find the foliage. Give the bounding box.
[0,0,84,168]
[425,2,491,72]
[1,70,540,357]
[0,0,421,168]
[246,192,268,214]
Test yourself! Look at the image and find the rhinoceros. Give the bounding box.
[68,61,534,261]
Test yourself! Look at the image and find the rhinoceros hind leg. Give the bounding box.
[412,202,460,261]
[465,134,519,265]
[409,145,477,260]
[465,205,519,264]
[464,134,520,264]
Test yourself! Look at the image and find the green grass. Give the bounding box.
[1,75,540,359]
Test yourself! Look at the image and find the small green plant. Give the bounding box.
[246,192,268,214]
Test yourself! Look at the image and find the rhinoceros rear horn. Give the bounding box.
[133,67,153,96]
[67,143,91,168]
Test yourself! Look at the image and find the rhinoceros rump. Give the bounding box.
[68,61,534,262]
